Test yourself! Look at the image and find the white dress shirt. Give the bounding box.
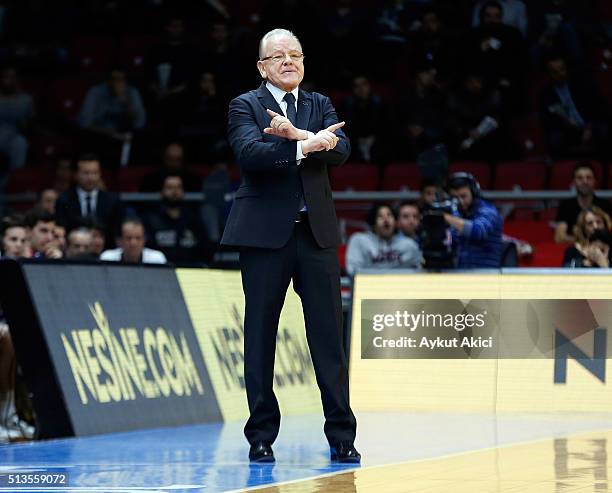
[76,187,99,216]
[99,247,167,264]
[265,82,314,162]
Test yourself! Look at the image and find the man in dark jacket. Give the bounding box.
[55,154,123,246]
[221,28,358,464]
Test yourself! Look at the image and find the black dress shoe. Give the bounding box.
[330,442,361,463]
[249,442,275,463]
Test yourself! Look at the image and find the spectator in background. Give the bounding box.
[24,209,62,259]
[448,72,511,160]
[396,200,421,244]
[400,63,449,158]
[79,68,146,165]
[140,142,201,192]
[178,72,228,162]
[85,218,106,256]
[555,162,612,243]
[322,0,366,79]
[143,175,210,263]
[55,154,123,247]
[540,54,610,159]
[53,223,66,254]
[411,8,457,82]
[65,227,94,260]
[37,189,58,214]
[529,1,588,69]
[444,172,503,268]
[1,216,26,258]
[144,17,200,133]
[563,207,611,267]
[0,67,34,185]
[0,216,33,442]
[100,218,166,264]
[341,76,386,162]
[463,1,527,114]
[419,177,441,207]
[564,229,612,268]
[201,21,251,94]
[471,0,528,37]
[346,202,421,276]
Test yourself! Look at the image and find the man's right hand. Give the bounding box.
[302,122,345,155]
[263,109,308,141]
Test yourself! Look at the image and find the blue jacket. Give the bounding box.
[452,198,503,268]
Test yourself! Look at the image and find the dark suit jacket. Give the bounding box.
[55,188,123,243]
[221,82,350,249]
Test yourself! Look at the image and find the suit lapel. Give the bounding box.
[256,82,283,116]
[296,89,312,132]
[257,82,313,131]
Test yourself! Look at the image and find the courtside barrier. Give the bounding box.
[0,261,320,438]
[350,270,612,414]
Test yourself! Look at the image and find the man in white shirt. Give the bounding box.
[346,203,422,276]
[100,218,166,264]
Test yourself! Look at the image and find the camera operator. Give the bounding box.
[444,172,503,268]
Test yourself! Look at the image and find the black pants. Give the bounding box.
[239,218,356,446]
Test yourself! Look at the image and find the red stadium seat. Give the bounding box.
[227,164,242,184]
[504,219,554,244]
[337,243,347,270]
[520,242,567,267]
[510,113,547,158]
[381,162,420,191]
[550,160,603,190]
[448,161,492,189]
[494,161,546,190]
[539,208,558,222]
[6,167,53,194]
[326,89,351,107]
[192,165,212,181]
[116,166,154,192]
[330,163,379,191]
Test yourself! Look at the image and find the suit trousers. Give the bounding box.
[239,218,356,446]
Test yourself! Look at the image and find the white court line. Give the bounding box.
[223,426,612,492]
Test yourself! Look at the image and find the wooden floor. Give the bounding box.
[2,412,612,492]
[250,429,612,492]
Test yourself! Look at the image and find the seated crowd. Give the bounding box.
[0,151,215,265]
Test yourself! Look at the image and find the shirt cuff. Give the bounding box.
[296,140,306,161]
[296,132,315,161]
[461,219,474,237]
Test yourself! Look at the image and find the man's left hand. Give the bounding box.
[263,109,308,141]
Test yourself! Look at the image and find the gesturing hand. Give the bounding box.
[302,122,345,155]
[263,109,308,141]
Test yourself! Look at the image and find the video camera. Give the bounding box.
[420,193,457,270]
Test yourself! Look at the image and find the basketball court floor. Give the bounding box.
[2,411,612,492]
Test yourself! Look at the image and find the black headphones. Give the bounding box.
[447,172,481,199]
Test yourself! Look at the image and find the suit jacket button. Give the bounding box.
[295,193,300,198]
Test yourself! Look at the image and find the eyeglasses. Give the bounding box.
[260,52,305,63]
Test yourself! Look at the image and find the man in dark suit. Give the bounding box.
[55,154,123,246]
[221,28,359,463]
[540,54,610,159]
